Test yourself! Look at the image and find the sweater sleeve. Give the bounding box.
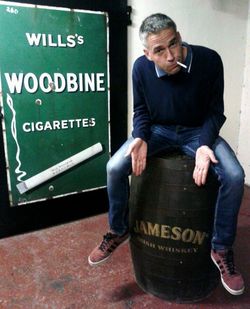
[131,60,151,141]
[199,53,226,147]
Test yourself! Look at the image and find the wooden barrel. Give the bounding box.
[129,154,220,303]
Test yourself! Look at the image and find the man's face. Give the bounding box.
[144,28,184,75]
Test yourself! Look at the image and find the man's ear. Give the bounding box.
[144,48,152,61]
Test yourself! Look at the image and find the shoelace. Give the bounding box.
[99,233,116,252]
[223,250,236,275]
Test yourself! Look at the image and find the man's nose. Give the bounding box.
[166,48,175,62]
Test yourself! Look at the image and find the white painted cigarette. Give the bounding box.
[16,142,103,194]
[176,61,187,69]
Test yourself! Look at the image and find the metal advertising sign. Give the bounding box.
[0,1,110,206]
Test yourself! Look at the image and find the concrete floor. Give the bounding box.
[0,186,249,308]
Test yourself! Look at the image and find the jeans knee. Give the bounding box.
[225,166,245,188]
[106,159,117,177]
[106,156,130,179]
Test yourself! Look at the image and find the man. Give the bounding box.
[88,13,245,296]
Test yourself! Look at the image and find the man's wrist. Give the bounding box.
[199,145,210,150]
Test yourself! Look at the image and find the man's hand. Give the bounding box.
[125,138,147,176]
[193,145,218,186]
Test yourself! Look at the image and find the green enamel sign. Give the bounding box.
[0,1,110,206]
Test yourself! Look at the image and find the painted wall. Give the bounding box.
[238,3,250,184]
[127,0,250,184]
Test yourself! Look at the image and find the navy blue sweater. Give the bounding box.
[131,44,226,147]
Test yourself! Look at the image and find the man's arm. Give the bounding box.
[127,59,151,176]
[199,52,226,147]
[194,52,225,186]
[131,59,152,142]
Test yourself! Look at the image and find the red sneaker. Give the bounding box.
[88,231,129,266]
[211,249,245,295]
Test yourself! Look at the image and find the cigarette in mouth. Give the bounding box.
[16,142,103,194]
[176,61,187,69]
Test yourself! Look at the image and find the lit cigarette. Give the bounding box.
[16,142,103,194]
[177,61,187,69]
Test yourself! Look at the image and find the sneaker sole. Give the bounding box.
[88,253,111,266]
[211,253,245,296]
[88,236,130,266]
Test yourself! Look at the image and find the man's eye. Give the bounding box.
[169,40,178,49]
[155,48,164,54]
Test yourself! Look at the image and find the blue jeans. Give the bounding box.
[106,125,245,250]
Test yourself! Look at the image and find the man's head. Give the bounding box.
[139,13,186,75]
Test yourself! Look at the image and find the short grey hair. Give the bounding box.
[139,13,177,47]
